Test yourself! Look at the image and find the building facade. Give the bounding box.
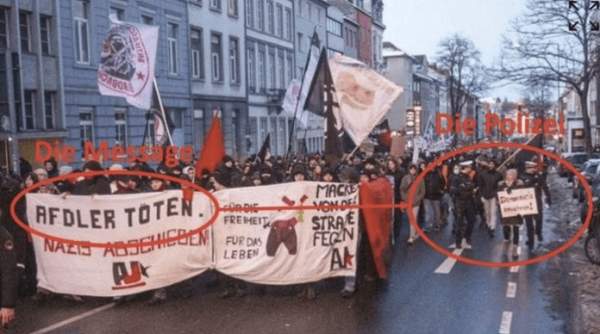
[382,42,415,131]
[245,0,295,157]
[188,0,248,159]
[0,0,67,171]
[61,0,192,166]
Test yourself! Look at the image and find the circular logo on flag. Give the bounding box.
[98,24,151,97]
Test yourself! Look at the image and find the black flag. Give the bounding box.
[257,134,271,163]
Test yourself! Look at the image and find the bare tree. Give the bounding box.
[498,0,600,152]
[436,34,488,144]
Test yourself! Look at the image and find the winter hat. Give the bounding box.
[82,160,103,171]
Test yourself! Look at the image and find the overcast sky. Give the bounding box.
[383,0,527,100]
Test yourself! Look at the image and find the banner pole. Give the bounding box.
[153,79,174,146]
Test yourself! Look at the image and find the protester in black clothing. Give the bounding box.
[476,159,503,238]
[72,160,111,195]
[0,225,17,328]
[450,161,477,250]
[521,160,552,251]
[424,163,445,232]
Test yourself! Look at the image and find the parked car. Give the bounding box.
[559,153,600,180]
[574,159,600,202]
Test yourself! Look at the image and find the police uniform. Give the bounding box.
[450,161,477,249]
[0,225,17,311]
[520,161,551,249]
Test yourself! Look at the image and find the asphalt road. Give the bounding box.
[8,172,576,334]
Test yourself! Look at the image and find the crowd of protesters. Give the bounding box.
[0,147,553,327]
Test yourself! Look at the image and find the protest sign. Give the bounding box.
[26,190,213,297]
[27,182,360,295]
[213,182,360,285]
[497,187,539,218]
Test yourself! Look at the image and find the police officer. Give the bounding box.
[450,161,478,250]
[0,225,17,328]
[521,160,552,251]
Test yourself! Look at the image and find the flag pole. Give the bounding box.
[286,29,321,159]
[497,134,539,171]
[153,79,174,146]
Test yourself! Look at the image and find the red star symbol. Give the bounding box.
[137,72,145,80]
[344,252,354,267]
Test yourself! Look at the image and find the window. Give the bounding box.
[286,52,293,83]
[40,16,52,56]
[298,0,303,17]
[247,43,256,92]
[229,37,240,84]
[231,110,239,157]
[277,49,284,89]
[19,11,31,52]
[269,116,277,155]
[74,0,90,64]
[297,32,303,52]
[79,110,94,152]
[246,0,254,28]
[228,0,239,17]
[279,118,286,154]
[168,23,178,74]
[114,109,127,147]
[110,7,124,20]
[276,4,283,37]
[210,0,221,11]
[268,48,276,89]
[258,45,266,92]
[190,0,203,6]
[257,0,265,31]
[285,8,292,41]
[44,91,55,129]
[267,0,274,34]
[308,2,312,20]
[259,117,268,148]
[145,111,155,146]
[327,18,342,36]
[141,14,154,25]
[0,7,8,49]
[211,33,223,82]
[191,28,204,79]
[193,109,205,150]
[23,90,35,130]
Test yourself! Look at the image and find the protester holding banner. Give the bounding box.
[497,169,525,260]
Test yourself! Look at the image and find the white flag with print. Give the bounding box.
[97,16,158,110]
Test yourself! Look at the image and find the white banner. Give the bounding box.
[27,191,213,297]
[497,188,539,218]
[27,183,360,296]
[213,182,359,285]
[98,16,158,110]
[329,53,403,146]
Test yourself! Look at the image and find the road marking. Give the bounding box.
[570,219,581,225]
[506,282,517,298]
[30,303,116,334]
[434,249,463,274]
[510,266,519,273]
[499,311,513,334]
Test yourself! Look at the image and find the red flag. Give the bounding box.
[360,177,393,279]
[196,111,225,176]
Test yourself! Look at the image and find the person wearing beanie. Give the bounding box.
[292,164,307,182]
[72,160,110,195]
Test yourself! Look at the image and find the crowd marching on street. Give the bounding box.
[0,147,553,328]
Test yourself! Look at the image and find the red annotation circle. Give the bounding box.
[406,141,593,268]
[9,170,222,249]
